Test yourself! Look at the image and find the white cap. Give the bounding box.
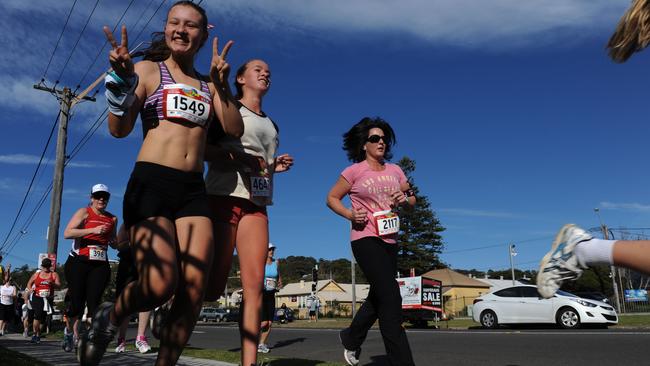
[268,242,276,249]
[91,184,110,194]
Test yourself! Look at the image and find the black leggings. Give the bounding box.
[340,236,414,366]
[64,254,110,318]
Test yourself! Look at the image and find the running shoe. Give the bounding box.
[114,338,126,353]
[339,329,361,366]
[135,336,151,353]
[63,333,74,352]
[537,224,593,299]
[257,343,270,353]
[31,335,40,344]
[22,330,28,338]
[77,302,117,366]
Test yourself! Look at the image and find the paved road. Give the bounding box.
[188,323,650,365]
[3,322,649,365]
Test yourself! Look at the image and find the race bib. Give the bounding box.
[162,83,211,127]
[373,210,400,237]
[251,176,271,197]
[88,246,107,261]
[37,289,50,298]
[264,277,277,291]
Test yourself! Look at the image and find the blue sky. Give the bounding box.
[2,0,650,275]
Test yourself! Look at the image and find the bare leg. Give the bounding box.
[205,220,237,302]
[259,320,272,345]
[137,311,150,337]
[155,216,213,366]
[236,215,269,366]
[613,240,650,275]
[112,217,179,326]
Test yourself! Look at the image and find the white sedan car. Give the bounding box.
[472,285,618,329]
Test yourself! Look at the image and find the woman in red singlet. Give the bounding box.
[61,183,117,352]
[25,258,60,344]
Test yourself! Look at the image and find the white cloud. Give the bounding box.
[0,154,111,169]
[206,0,624,47]
[600,202,650,212]
[438,208,519,218]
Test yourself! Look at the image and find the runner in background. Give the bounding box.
[327,117,416,366]
[113,225,152,354]
[0,275,17,335]
[25,258,60,344]
[537,0,650,299]
[61,183,117,353]
[258,243,281,353]
[204,58,293,366]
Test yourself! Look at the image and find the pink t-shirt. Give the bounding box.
[340,161,407,244]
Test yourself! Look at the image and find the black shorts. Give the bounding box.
[30,296,47,322]
[0,304,14,321]
[261,291,276,322]
[64,254,111,318]
[123,161,210,229]
[115,248,137,297]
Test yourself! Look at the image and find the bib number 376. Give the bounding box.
[373,210,400,237]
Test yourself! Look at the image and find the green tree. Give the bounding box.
[395,156,446,275]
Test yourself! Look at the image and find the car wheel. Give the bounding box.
[480,310,498,329]
[556,307,580,329]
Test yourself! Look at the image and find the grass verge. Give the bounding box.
[181,347,346,366]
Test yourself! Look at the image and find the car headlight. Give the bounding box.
[571,298,597,307]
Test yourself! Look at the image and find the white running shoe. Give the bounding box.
[135,336,151,353]
[114,340,126,353]
[343,348,361,366]
[257,343,270,353]
[537,224,593,299]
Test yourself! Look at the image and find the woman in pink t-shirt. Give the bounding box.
[327,117,416,366]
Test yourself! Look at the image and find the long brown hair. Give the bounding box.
[607,0,650,62]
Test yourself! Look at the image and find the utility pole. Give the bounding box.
[33,83,96,256]
[509,244,517,286]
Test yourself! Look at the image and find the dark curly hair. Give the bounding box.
[143,1,209,62]
[342,117,396,163]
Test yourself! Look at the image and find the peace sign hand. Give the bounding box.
[103,25,134,79]
[210,37,233,90]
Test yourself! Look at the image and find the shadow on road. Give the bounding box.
[271,337,307,349]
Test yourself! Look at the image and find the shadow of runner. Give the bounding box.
[364,355,390,365]
[270,337,306,349]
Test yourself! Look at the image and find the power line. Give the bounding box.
[0,114,60,253]
[77,0,142,87]
[441,235,553,255]
[55,0,102,83]
[42,0,79,81]
[2,107,108,257]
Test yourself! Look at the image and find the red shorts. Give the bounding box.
[208,195,268,225]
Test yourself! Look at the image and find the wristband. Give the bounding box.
[104,72,139,116]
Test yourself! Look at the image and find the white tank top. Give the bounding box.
[0,285,15,305]
[205,103,279,206]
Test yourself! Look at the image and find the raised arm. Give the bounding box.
[208,37,244,138]
[103,25,148,138]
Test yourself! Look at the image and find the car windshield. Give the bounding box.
[556,290,577,297]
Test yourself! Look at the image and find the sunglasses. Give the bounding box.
[92,193,110,201]
[366,135,387,144]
